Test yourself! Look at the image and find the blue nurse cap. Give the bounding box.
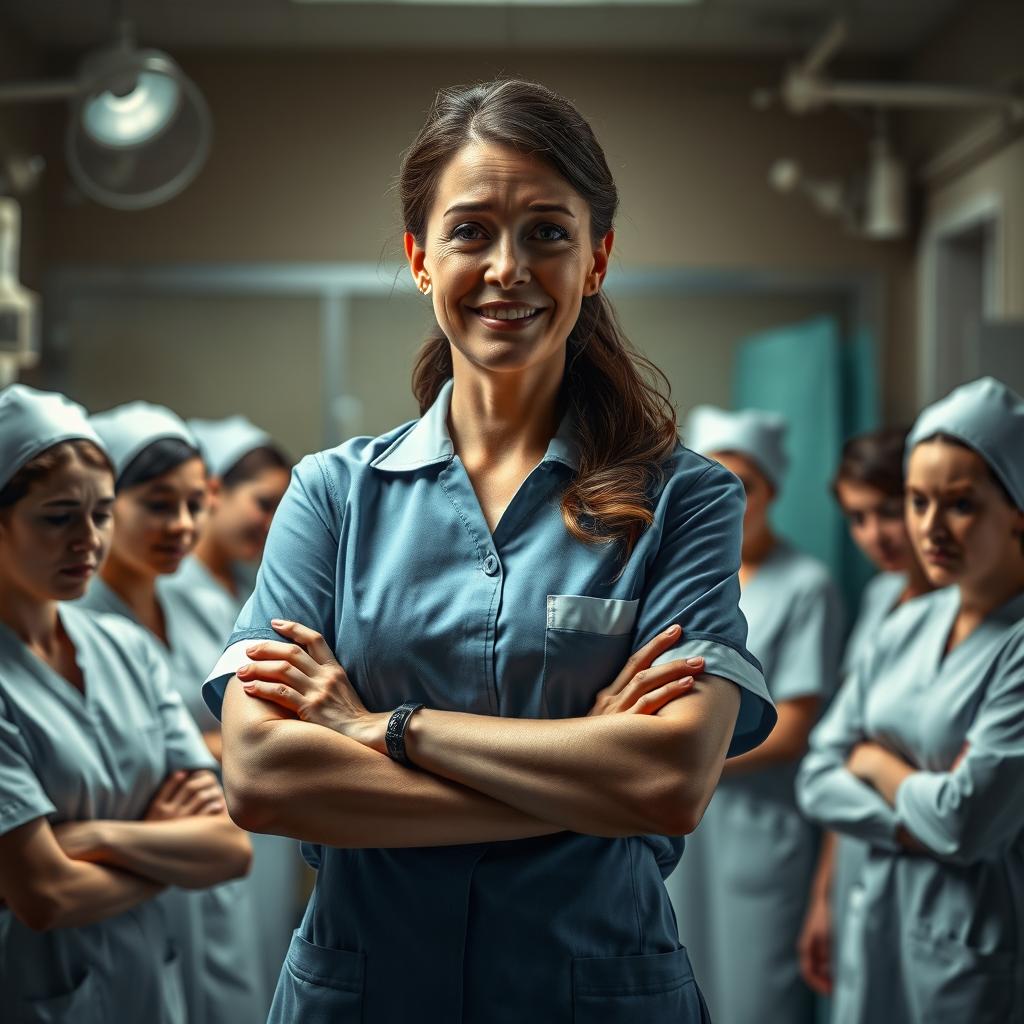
[685,405,789,488]
[188,416,273,479]
[906,376,1024,510]
[0,385,108,490]
[90,401,197,479]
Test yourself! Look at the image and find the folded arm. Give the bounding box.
[0,817,164,932]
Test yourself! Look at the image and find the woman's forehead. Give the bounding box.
[434,141,582,211]
[907,439,989,485]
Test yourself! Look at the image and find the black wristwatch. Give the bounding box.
[385,702,424,766]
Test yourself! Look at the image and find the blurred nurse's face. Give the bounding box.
[207,467,290,562]
[110,457,207,577]
[835,479,912,573]
[711,451,775,551]
[0,455,114,603]
[905,440,1024,591]
[405,141,612,379]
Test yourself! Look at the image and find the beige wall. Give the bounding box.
[36,52,916,421]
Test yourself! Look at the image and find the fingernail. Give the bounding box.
[686,657,703,667]
[664,624,680,637]
[245,645,257,655]
[242,682,256,692]
[271,619,285,626]
[679,676,694,685]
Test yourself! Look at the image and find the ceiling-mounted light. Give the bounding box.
[0,20,212,211]
[768,124,908,241]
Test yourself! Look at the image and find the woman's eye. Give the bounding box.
[42,515,70,526]
[450,223,485,241]
[533,223,570,242]
[910,496,927,512]
[952,499,973,514]
[188,501,205,517]
[848,512,865,527]
[92,512,112,526]
[257,498,276,514]
[145,503,174,515]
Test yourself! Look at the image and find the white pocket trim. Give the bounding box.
[546,594,639,635]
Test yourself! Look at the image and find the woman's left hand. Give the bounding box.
[845,741,884,784]
[236,619,389,749]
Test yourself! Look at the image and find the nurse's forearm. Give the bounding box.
[63,815,253,889]
[398,676,739,838]
[723,696,819,774]
[1,818,165,932]
[223,680,563,847]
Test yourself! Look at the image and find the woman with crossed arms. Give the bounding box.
[0,386,249,1023]
[797,377,1024,1023]
[202,78,776,1023]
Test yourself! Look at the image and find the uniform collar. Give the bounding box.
[370,378,581,473]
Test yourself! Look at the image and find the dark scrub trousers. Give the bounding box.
[203,379,776,1023]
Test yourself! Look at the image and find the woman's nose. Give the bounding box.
[484,236,530,289]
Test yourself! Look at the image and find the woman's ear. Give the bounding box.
[583,230,614,297]
[404,231,430,294]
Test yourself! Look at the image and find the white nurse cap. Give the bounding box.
[685,405,789,488]
[906,376,1024,510]
[0,384,108,490]
[188,416,273,478]
[90,401,197,479]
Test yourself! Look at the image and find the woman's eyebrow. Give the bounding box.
[443,201,576,219]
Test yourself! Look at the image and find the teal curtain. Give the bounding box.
[732,315,878,614]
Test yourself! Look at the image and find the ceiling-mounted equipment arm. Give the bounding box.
[778,17,1024,119]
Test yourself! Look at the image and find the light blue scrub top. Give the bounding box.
[797,586,1024,1024]
[831,570,907,978]
[203,379,776,1024]
[161,553,302,1005]
[668,541,843,1024]
[0,604,213,1024]
[79,576,268,1024]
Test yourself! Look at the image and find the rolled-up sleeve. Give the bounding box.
[796,669,901,849]
[894,634,1024,865]
[202,453,344,719]
[635,460,775,757]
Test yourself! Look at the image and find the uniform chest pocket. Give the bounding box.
[542,595,638,719]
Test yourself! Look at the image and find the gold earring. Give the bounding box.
[419,278,432,296]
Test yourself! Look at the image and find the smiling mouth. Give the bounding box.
[472,303,545,323]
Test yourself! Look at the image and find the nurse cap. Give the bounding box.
[90,401,198,479]
[685,405,789,488]
[188,416,273,479]
[0,385,108,490]
[906,376,1024,510]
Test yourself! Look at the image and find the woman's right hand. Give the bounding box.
[587,624,703,717]
[144,770,226,821]
[797,890,833,995]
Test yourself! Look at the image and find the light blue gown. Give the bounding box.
[667,540,844,1024]
[0,604,215,1023]
[200,379,777,1024]
[830,571,906,983]
[79,576,268,1024]
[798,586,1024,1023]
[161,554,303,1001]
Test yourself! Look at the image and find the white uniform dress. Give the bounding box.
[667,540,844,1024]
[831,571,907,981]
[161,554,302,999]
[798,586,1024,1024]
[79,577,268,1024]
[0,604,214,1024]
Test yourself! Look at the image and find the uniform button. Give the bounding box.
[482,553,499,576]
